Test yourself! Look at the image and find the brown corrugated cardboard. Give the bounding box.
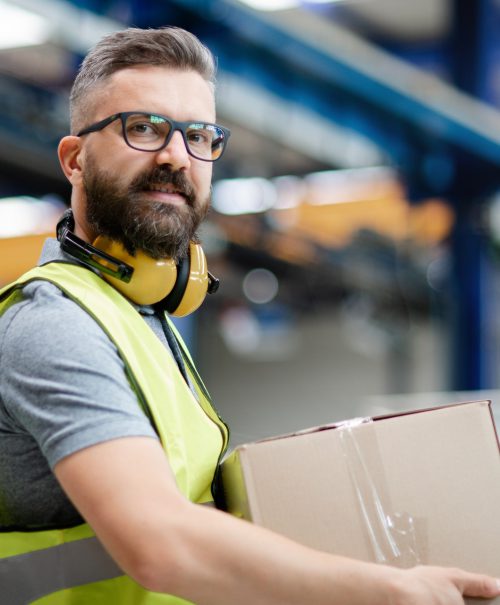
[219,400,500,604]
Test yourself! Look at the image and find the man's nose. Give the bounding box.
[155,130,191,169]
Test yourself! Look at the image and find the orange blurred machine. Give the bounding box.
[0,233,49,286]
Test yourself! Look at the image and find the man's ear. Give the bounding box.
[58,136,84,186]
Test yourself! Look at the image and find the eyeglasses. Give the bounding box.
[76,111,230,162]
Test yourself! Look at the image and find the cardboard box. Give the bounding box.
[219,401,500,603]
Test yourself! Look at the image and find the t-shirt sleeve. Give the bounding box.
[0,280,158,469]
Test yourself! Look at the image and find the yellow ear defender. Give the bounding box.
[56,209,219,316]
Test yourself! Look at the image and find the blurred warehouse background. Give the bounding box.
[2,0,500,444]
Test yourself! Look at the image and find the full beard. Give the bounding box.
[83,160,210,261]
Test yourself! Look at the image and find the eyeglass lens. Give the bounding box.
[123,113,226,160]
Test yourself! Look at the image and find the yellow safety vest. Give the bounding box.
[0,262,229,605]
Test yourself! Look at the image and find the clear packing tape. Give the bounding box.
[337,418,421,567]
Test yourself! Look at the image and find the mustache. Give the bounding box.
[128,167,196,206]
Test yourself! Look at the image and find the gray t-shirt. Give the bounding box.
[0,239,166,529]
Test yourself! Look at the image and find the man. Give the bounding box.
[0,26,499,605]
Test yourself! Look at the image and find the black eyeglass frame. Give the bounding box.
[76,111,230,162]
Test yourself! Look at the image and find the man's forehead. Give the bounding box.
[106,65,213,92]
[96,66,215,115]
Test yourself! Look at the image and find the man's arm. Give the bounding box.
[55,436,500,605]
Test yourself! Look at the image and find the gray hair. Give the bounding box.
[70,26,217,133]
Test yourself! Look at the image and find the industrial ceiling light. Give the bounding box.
[238,0,343,10]
[237,0,300,9]
[0,0,51,49]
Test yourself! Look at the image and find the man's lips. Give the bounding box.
[144,185,188,205]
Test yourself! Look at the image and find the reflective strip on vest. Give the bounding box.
[0,536,122,604]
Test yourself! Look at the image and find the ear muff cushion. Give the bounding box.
[163,254,190,314]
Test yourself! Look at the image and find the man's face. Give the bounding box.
[78,66,215,260]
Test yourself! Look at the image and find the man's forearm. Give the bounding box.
[117,500,500,605]
[119,499,392,605]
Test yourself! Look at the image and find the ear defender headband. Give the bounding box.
[56,209,219,316]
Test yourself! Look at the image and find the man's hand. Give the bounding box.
[386,565,500,605]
